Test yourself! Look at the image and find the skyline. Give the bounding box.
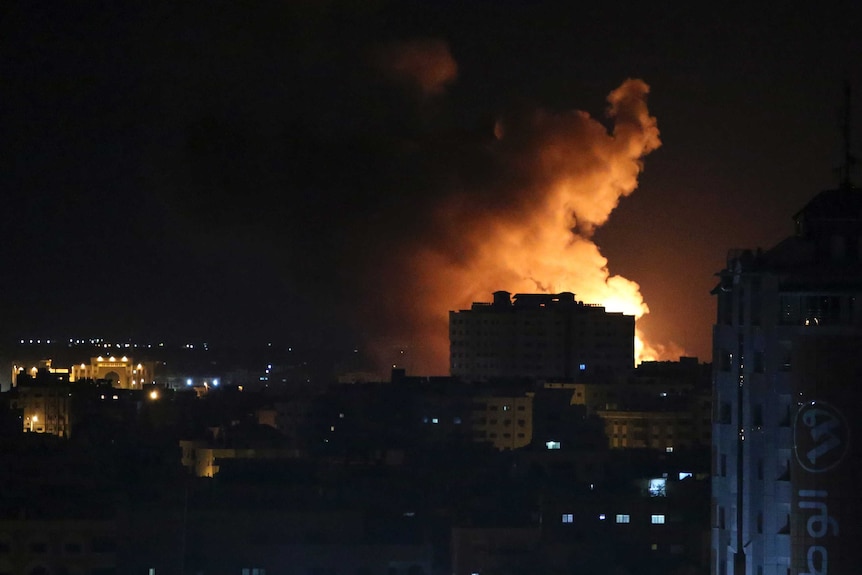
[3,2,862,374]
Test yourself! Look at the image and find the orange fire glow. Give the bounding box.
[368,78,682,375]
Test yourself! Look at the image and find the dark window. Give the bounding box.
[719,350,732,372]
[753,404,763,427]
[753,351,764,373]
[64,542,82,554]
[779,341,792,371]
[718,402,731,424]
[780,295,799,325]
[91,537,116,553]
[750,278,762,326]
[29,542,47,554]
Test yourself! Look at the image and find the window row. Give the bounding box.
[561,513,666,524]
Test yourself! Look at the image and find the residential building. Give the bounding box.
[470,393,533,450]
[711,185,862,575]
[450,291,634,381]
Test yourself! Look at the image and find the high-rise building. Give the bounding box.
[449,291,634,381]
[711,186,862,575]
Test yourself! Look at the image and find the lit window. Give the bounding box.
[599,514,606,520]
[579,363,586,371]
[648,478,667,497]
[651,514,665,524]
[561,513,573,523]
[545,441,561,450]
[666,446,673,453]
[616,514,630,523]
[432,418,439,424]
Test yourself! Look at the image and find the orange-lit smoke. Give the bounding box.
[380,79,671,374]
[372,38,458,97]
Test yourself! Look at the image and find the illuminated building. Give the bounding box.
[566,360,712,451]
[9,383,71,438]
[711,186,862,575]
[10,359,69,387]
[449,291,635,381]
[70,356,155,389]
[8,361,72,437]
[470,394,533,450]
[596,409,699,450]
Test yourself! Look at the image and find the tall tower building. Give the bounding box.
[711,186,862,575]
[449,291,634,381]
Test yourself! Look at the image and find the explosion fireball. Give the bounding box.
[363,55,677,374]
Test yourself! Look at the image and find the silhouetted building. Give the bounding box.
[712,186,862,575]
[450,291,634,381]
[8,365,72,437]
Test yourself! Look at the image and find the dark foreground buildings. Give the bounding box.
[712,185,862,575]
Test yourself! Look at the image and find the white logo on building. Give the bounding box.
[793,401,849,474]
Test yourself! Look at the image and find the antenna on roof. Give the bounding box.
[838,80,856,188]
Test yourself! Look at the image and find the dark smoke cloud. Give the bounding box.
[109,5,682,371]
[342,77,670,374]
[372,38,458,97]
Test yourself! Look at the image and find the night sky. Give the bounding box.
[2,2,861,374]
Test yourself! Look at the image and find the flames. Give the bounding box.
[362,43,679,375]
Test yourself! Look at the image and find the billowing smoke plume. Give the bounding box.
[163,31,680,376]
[359,76,666,375]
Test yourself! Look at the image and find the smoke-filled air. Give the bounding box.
[362,41,678,375]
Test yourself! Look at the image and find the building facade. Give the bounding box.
[711,187,862,575]
[449,291,634,381]
[9,383,72,437]
[70,356,154,389]
[470,393,533,450]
